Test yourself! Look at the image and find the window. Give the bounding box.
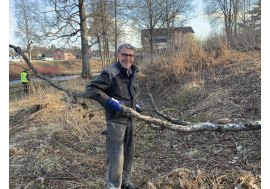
[156,36,165,39]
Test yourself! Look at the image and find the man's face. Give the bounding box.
[116,46,135,71]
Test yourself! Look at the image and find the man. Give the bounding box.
[21,69,30,94]
[85,43,141,189]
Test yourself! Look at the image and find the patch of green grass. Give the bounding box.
[177,85,200,105]
[163,83,201,111]
[189,113,211,123]
[9,82,24,100]
[36,127,49,139]
[9,80,66,101]
[168,153,176,158]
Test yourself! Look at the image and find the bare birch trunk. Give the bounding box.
[79,0,92,78]
[22,0,31,61]
[166,0,170,52]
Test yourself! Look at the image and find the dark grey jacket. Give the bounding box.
[85,61,139,123]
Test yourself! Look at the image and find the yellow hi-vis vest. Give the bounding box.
[21,72,29,82]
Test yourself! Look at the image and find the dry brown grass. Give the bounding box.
[9,58,106,80]
[9,37,260,188]
[9,77,109,188]
[137,34,260,122]
[9,73,261,188]
[146,168,261,189]
[141,35,258,86]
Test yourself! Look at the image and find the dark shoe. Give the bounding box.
[121,182,138,189]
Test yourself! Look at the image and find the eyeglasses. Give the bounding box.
[120,53,135,59]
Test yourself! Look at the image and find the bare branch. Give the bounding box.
[145,85,190,126]
[120,105,261,132]
[9,45,261,133]
[9,44,87,98]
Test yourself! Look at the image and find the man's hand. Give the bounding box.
[106,98,125,113]
[136,103,141,112]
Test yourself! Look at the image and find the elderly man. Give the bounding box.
[85,43,140,189]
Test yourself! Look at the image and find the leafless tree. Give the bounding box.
[162,0,196,52]
[40,0,105,78]
[88,0,124,67]
[237,0,260,32]
[120,0,195,57]
[203,0,259,44]
[123,0,165,55]
[88,0,111,67]
[13,0,43,61]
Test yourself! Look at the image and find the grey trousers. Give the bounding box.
[106,121,135,189]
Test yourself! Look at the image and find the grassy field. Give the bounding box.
[9,43,261,188]
[9,80,67,101]
[9,58,114,80]
[9,82,23,100]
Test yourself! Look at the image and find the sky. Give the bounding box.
[9,0,16,46]
[8,0,212,48]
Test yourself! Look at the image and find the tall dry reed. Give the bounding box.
[142,32,259,86]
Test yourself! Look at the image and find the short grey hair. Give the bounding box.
[118,43,136,53]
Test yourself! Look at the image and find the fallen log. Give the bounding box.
[120,105,261,132]
[9,44,261,132]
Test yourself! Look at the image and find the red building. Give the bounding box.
[53,49,76,60]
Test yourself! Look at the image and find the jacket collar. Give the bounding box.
[116,61,138,78]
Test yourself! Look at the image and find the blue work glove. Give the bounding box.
[106,98,125,113]
[136,103,141,112]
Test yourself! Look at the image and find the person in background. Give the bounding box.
[21,69,30,94]
[85,43,141,189]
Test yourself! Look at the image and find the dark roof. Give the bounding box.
[175,26,195,33]
[141,28,173,37]
[141,26,195,37]
[52,49,74,55]
[155,38,167,43]
[52,48,64,53]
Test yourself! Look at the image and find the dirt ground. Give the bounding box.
[9,50,261,189]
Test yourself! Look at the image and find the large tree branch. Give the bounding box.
[9,45,261,133]
[120,105,261,132]
[9,44,87,98]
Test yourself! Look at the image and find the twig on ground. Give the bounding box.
[149,124,163,130]
[228,136,238,149]
[24,181,34,189]
[134,123,147,136]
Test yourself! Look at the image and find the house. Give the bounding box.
[141,26,195,50]
[52,49,76,60]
